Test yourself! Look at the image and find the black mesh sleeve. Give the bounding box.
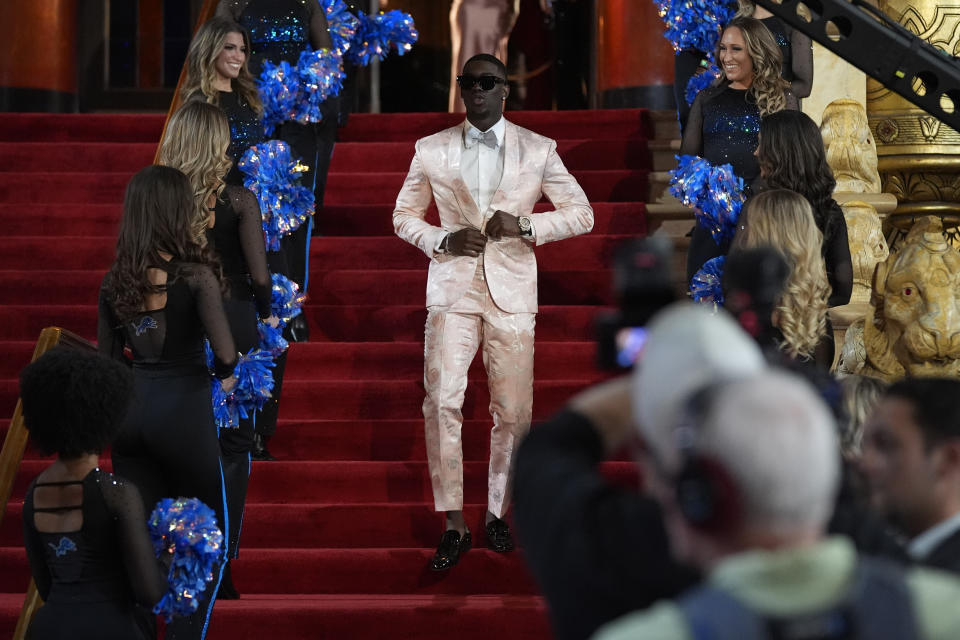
[307,0,334,50]
[230,186,273,318]
[21,486,52,601]
[680,92,705,158]
[99,473,167,608]
[97,280,129,364]
[187,266,238,378]
[826,212,853,307]
[789,28,814,99]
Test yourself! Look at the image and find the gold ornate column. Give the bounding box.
[867,0,960,226]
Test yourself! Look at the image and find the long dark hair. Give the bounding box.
[757,110,844,244]
[103,165,223,322]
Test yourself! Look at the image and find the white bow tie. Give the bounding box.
[465,128,498,149]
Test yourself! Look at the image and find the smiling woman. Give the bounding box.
[679,16,797,282]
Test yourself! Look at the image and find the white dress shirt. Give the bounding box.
[908,511,960,561]
[461,116,506,216]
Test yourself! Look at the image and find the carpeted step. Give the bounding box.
[0,139,649,174]
[0,114,164,143]
[8,459,636,504]
[0,201,645,239]
[0,502,537,549]
[316,201,648,237]
[337,109,653,143]
[0,304,608,343]
[0,547,540,595]
[0,594,551,640]
[205,595,550,640]
[0,340,602,381]
[0,204,122,236]
[0,169,648,205]
[0,235,633,272]
[0,376,600,430]
[330,138,652,173]
[0,269,615,306]
[0,142,156,173]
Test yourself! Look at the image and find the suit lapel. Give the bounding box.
[447,124,484,230]
[488,121,519,216]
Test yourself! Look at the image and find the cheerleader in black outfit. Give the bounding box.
[158,100,279,599]
[183,17,296,461]
[20,348,167,640]
[99,166,237,640]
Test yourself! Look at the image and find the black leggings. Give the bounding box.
[112,363,227,640]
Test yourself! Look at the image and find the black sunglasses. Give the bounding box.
[457,74,506,91]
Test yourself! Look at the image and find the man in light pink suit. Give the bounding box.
[394,53,594,572]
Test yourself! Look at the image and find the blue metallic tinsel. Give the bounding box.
[239,141,314,251]
[148,498,223,622]
[293,47,346,124]
[319,0,361,56]
[257,60,300,136]
[204,342,276,430]
[669,154,745,245]
[685,63,721,105]
[346,10,418,66]
[272,273,306,326]
[654,0,736,54]
[258,321,289,357]
[691,255,726,306]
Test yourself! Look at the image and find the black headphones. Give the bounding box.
[672,383,743,535]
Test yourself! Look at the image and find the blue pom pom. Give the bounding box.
[257,60,299,136]
[292,47,346,125]
[148,498,223,622]
[239,141,314,251]
[668,155,745,245]
[272,273,306,326]
[320,0,361,56]
[656,0,737,54]
[691,256,726,306]
[230,350,276,420]
[685,63,721,105]
[375,10,419,57]
[346,10,418,65]
[258,321,289,356]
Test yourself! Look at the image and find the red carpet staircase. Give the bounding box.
[0,109,650,638]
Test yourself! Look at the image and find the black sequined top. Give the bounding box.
[216,0,331,76]
[687,87,762,183]
[218,91,265,185]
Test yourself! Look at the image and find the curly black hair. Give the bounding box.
[19,347,134,459]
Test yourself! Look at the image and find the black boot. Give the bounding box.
[252,434,275,461]
[288,314,310,343]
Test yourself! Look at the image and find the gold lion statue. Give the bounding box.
[821,99,882,194]
[841,216,960,380]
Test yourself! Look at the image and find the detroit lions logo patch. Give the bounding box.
[49,536,77,557]
[132,316,158,336]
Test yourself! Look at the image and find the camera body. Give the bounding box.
[596,237,677,370]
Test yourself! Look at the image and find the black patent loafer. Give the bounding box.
[430,529,472,571]
[485,517,514,553]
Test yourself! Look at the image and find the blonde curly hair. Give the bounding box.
[157,101,232,245]
[732,189,831,359]
[181,17,262,116]
[717,17,790,116]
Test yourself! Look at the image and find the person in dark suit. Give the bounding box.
[861,378,960,574]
